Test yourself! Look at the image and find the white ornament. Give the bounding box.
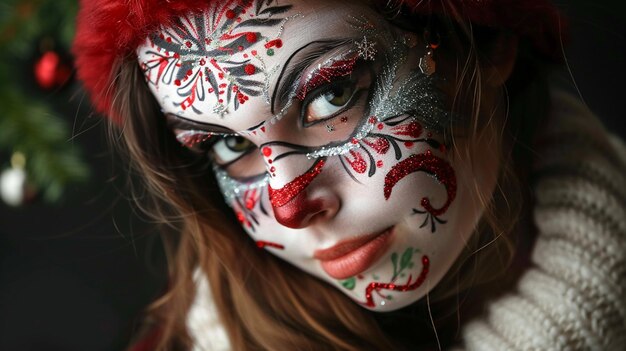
[0,167,27,207]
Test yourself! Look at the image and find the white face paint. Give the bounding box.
[137,0,499,311]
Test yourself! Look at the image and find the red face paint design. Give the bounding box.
[175,130,213,148]
[296,54,359,100]
[256,241,285,250]
[361,255,429,307]
[138,1,293,114]
[268,159,326,207]
[384,150,457,217]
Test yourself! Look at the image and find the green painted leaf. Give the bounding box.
[341,277,356,290]
[400,247,413,270]
[391,252,399,276]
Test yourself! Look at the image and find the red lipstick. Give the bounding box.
[314,227,394,279]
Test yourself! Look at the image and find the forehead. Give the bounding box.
[136,0,379,132]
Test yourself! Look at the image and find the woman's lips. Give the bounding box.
[314,227,394,279]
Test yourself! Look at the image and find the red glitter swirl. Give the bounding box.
[383,151,456,217]
[296,55,359,100]
[268,159,326,207]
[361,255,430,307]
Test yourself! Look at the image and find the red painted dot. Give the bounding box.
[238,45,244,51]
[251,50,258,56]
[174,79,181,86]
[275,39,283,48]
[218,73,224,79]
[243,54,249,58]
[166,37,172,43]
[351,138,358,144]
[244,64,256,75]
[270,166,276,173]
[246,32,258,43]
[159,33,165,39]
[268,159,273,164]
[173,53,180,59]
[404,141,414,148]
[218,99,224,103]
[208,88,214,93]
[377,123,384,130]
[185,41,192,48]
[236,211,247,224]
[199,58,206,66]
[225,9,236,19]
[187,69,193,76]
[376,160,384,168]
[262,147,272,157]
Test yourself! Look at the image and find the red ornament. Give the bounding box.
[33,51,72,89]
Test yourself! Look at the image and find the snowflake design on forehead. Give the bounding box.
[356,36,377,61]
[138,0,298,117]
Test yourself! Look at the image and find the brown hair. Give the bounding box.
[109,2,552,349]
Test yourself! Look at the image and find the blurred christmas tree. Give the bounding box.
[0,0,89,205]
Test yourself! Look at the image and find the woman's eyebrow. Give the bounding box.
[165,113,236,135]
[271,38,354,114]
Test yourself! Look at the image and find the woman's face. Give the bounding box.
[137,0,499,311]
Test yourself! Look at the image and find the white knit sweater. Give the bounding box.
[187,91,626,351]
[462,90,626,351]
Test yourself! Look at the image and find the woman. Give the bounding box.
[73,0,626,349]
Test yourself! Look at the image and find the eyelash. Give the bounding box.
[299,79,357,126]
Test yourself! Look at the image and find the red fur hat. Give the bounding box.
[73,0,564,120]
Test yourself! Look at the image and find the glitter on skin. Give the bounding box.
[268,159,326,207]
[148,2,487,312]
[296,53,359,100]
[362,255,430,307]
[383,151,457,217]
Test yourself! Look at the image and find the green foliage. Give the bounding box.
[0,89,89,202]
[0,0,88,203]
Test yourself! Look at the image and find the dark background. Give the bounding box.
[1,2,625,350]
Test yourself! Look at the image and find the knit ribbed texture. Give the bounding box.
[187,270,231,351]
[187,91,626,350]
[463,90,626,351]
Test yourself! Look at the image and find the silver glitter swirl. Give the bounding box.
[214,167,270,204]
[306,39,449,159]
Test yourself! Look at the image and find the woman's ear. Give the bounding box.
[483,34,518,87]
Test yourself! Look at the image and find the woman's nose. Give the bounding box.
[267,159,340,229]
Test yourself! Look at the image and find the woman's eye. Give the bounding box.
[304,81,356,125]
[211,136,255,165]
